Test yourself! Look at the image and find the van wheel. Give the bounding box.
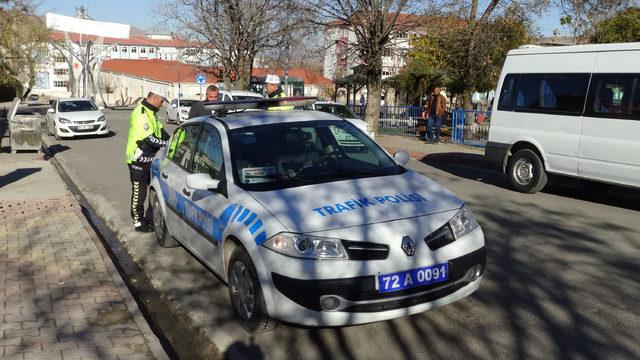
[507,149,548,193]
[228,247,277,333]
[151,190,178,248]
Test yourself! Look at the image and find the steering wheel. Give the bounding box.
[315,151,341,165]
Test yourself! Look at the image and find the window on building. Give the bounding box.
[53,69,68,76]
[140,47,146,54]
[131,46,137,53]
[382,48,391,57]
[53,54,66,63]
[121,46,128,52]
[149,47,155,54]
[112,47,117,53]
[53,81,68,88]
[396,32,408,39]
[382,70,391,76]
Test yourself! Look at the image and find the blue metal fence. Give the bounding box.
[451,109,491,147]
[350,105,424,137]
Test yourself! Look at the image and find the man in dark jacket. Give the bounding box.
[422,86,447,143]
[188,85,220,118]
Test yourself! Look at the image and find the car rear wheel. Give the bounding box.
[227,247,277,333]
[151,190,178,248]
[507,149,548,193]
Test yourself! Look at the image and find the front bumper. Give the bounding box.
[273,247,485,312]
[485,141,510,173]
[57,122,109,137]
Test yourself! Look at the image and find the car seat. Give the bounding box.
[277,129,319,177]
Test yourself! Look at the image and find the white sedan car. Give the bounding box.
[310,101,375,139]
[149,101,485,333]
[166,98,200,124]
[46,98,109,139]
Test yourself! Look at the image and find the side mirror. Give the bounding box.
[186,173,220,191]
[171,103,178,108]
[98,106,105,110]
[393,151,410,166]
[47,108,55,114]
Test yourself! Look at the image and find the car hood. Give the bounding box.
[58,110,103,120]
[248,170,463,233]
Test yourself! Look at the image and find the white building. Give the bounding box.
[32,30,210,98]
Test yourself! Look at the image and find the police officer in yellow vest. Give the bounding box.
[265,74,293,111]
[125,87,170,232]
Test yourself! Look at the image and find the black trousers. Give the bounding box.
[128,163,150,226]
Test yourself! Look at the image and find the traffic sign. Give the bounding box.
[195,73,207,84]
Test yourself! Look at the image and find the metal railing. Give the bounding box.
[451,109,491,147]
[350,105,423,137]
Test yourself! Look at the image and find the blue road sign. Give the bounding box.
[196,74,207,84]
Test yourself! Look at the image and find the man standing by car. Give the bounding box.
[125,87,170,232]
[423,86,447,143]
[264,74,293,110]
[188,84,220,118]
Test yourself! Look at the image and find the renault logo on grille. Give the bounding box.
[401,236,416,256]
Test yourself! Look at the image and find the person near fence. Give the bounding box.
[422,86,447,143]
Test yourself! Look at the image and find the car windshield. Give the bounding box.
[58,100,97,112]
[314,104,358,119]
[177,100,198,107]
[230,120,404,191]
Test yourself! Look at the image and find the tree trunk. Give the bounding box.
[462,91,474,126]
[365,80,382,134]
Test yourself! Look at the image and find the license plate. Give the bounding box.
[377,263,449,294]
[78,125,93,130]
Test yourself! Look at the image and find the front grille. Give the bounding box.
[424,223,456,251]
[272,247,486,312]
[73,120,94,124]
[342,240,389,260]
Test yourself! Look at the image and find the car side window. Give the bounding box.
[191,124,224,181]
[497,74,519,111]
[167,125,201,171]
[514,73,590,115]
[586,74,640,120]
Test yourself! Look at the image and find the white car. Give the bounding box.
[219,90,264,101]
[46,98,109,139]
[149,101,485,333]
[167,98,200,124]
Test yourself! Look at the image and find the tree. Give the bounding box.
[0,0,50,98]
[592,7,640,43]
[305,0,423,131]
[557,0,632,43]
[160,0,297,90]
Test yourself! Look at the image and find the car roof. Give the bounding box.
[314,101,345,106]
[230,90,263,97]
[204,110,343,130]
[508,42,640,56]
[58,98,94,102]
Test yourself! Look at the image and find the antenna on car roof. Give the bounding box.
[202,97,317,116]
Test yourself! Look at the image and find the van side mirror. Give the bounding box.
[186,173,220,191]
[394,151,410,166]
[47,108,55,114]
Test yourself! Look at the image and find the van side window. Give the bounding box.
[586,75,640,120]
[497,74,519,111]
[514,74,590,115]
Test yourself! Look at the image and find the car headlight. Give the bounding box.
[449,205,479,239]
[263,232,348,259]
[58,117,70,124]
[97,116,105,122]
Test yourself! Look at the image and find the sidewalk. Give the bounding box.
[375,134,494,169]
[0,140,167,358]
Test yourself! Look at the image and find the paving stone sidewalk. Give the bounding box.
[0,149,167,359]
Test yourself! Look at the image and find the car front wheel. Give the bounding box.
[227,247,277,333]
[151,190,178,248]
[507,149,548,193]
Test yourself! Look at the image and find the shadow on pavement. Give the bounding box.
[420,153,640,211]
[0,167,41,187]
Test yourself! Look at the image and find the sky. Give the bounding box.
[37,0,568,36]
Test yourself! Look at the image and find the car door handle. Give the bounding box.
[182,188,191,196]
[161,172,168,179]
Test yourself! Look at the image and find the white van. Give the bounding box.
[486,43,640,193]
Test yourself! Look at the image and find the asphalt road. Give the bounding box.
[43,109,640,359]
